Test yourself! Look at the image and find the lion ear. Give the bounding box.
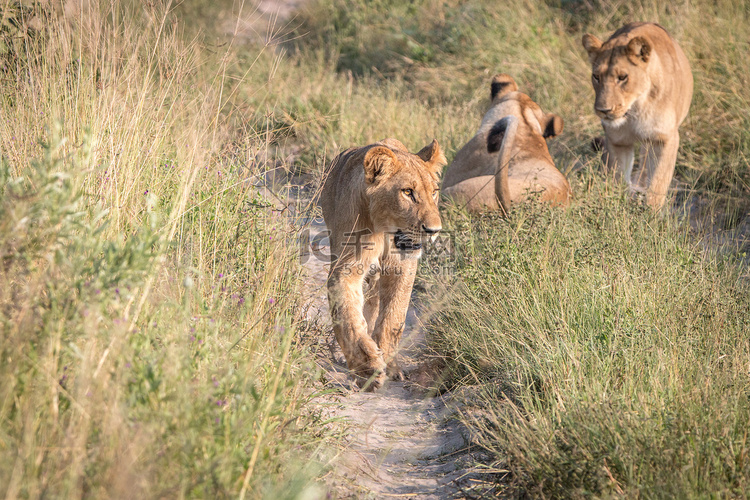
[582,34,602,64]
[542,113,564,139]
[627,36,651,63]
[490,74,518,101]
[363,146,399,184]
[416,139,447,174]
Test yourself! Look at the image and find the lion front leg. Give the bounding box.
[605,141,636,188]
[644,134,679,210]
[327,269,387,390]
[371,257,418,381]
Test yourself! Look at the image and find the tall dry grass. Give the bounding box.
[0,1,332,498]
[427,178,750,497]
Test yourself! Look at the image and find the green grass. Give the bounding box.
[426,174,750,497]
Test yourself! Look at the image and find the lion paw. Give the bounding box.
[348,345,387,391]
[387,363,404,381]
[354,366,387,391]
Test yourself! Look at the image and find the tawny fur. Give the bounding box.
[320,138,445,390]
[441,74,571,213]
[582,22,693,209]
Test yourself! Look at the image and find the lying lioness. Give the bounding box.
[320,138,445,390]
[442,74,571,213]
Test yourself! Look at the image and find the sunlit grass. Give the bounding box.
[0,1,332,498]
[289,0,750,200]
[425,173,750,497]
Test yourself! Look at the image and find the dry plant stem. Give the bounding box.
[238,324,295,500]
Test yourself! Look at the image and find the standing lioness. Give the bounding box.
[582,22,693,209]
[321,138,445,390]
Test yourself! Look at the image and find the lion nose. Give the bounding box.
[595,105,613,114]
[422,224,441,235]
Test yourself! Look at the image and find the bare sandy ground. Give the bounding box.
[222,0,309,43]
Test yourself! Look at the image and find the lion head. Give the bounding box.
[363,139,445,251]
[489,73,564,141]
[582,30,653,121]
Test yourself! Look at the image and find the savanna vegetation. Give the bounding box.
[0,1,334,498]
[1,0,748,498]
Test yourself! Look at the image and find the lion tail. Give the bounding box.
[486,116,517,215]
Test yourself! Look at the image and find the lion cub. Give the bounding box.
[321,138,445,390]
[582,22,693,209]
[442,74,571,213]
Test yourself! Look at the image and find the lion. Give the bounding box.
[442,74,571,214]
[582,22,693,209]
[320,138,445,390]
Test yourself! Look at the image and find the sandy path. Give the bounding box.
[299,218,489,499]
[222,0,310,43]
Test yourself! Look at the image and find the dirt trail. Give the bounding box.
[222,0,309,43]
[300,219,488,499]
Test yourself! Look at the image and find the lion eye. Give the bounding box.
[592,74,600,83]
[618,74,628,83]
[402,188,414,199]
[433,190,439,199]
